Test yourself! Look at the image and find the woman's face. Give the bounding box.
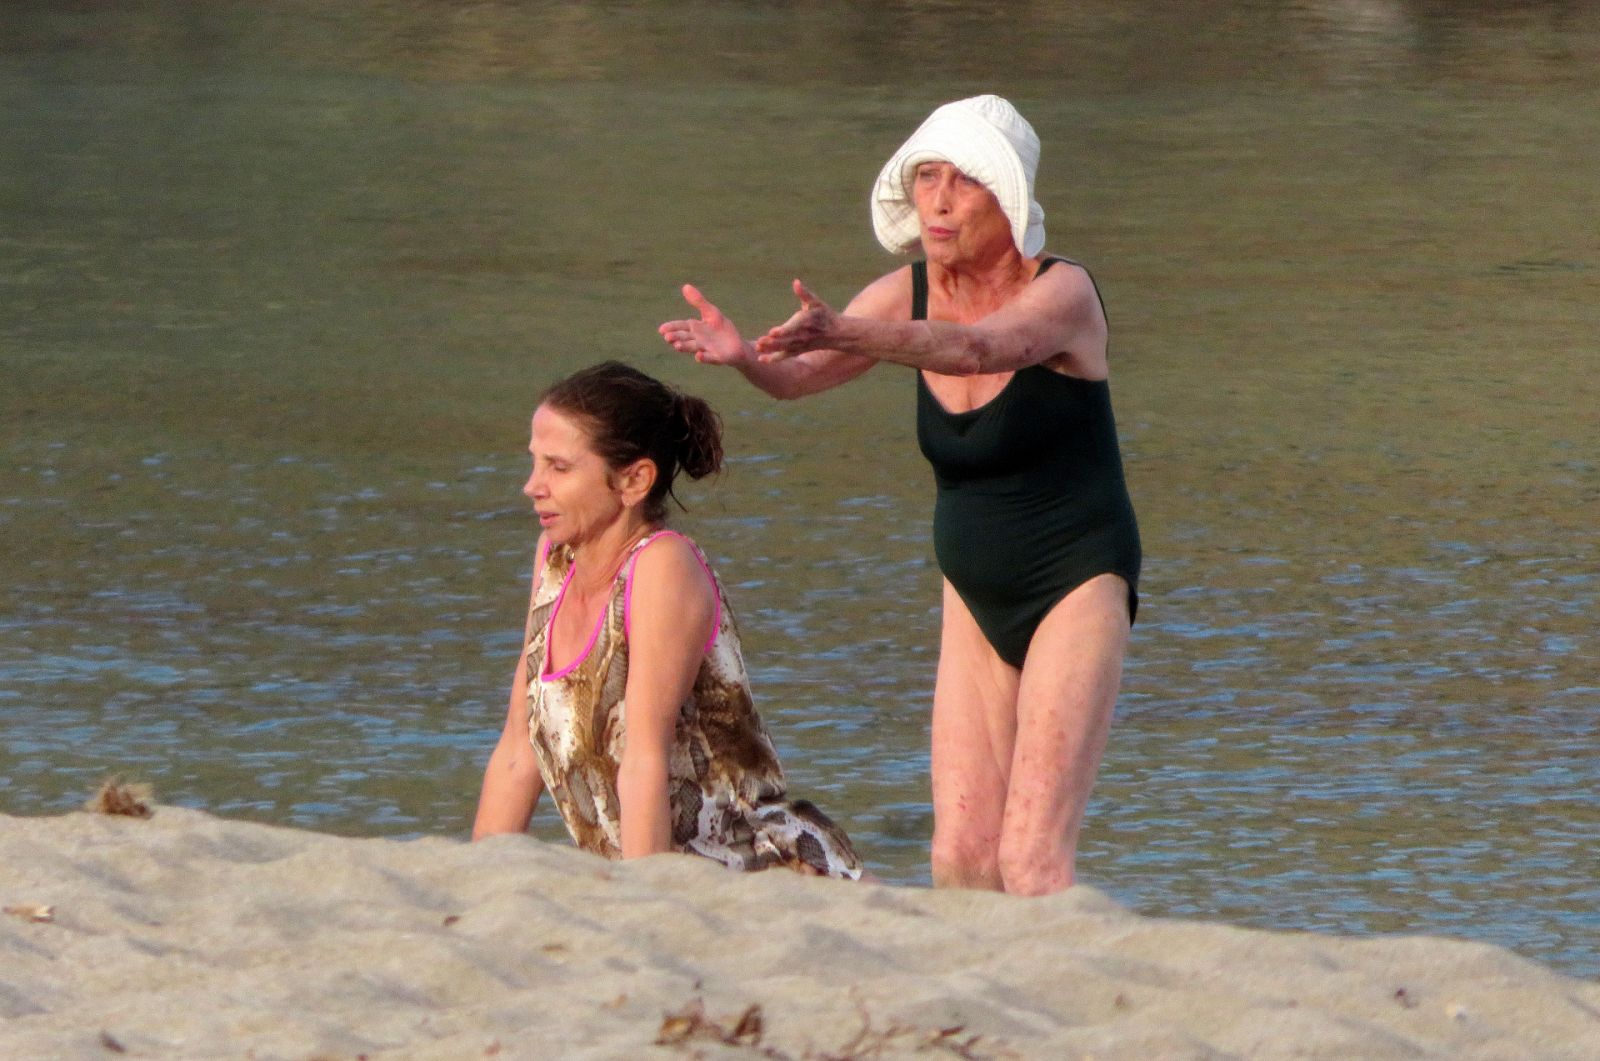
[912,161,1014,265]
[523,404,628,550]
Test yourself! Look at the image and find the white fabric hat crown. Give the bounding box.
[870,94,1045,257]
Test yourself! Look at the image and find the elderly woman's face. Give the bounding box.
[912,161,1013,264]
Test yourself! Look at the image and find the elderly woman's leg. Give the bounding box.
[929,581,1020,890]
[998,574,1130,896]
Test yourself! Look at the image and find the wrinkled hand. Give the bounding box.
[658,284,749,366]
[754,280,838,362]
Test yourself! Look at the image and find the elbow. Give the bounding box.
[956,332,1038,376]
[758,372,810,400]
[949,334,991,376]
[617,751,668,796]
[748,374,804,401]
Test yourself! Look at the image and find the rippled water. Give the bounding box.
[2,0,1597,976]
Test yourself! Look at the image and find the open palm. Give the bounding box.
[659,285,748,366]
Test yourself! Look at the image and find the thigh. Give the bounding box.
[930,580,1021,837]
[1003,574,1130,848]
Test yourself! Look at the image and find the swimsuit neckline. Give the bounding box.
[540,560,607,681]
[918,366,1031,420]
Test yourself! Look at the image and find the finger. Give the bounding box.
[683,283,714,314]
[792,278,823,309]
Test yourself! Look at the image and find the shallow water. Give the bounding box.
[3,1,1597,976]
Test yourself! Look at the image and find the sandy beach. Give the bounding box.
[3,804,1597,1060]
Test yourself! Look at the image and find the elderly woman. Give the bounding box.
[659,95,1139,896]
[472,360,863,880]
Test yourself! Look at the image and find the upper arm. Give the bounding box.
[844,265,914,321]
[970,261,1108,376]
[620,536,718,756]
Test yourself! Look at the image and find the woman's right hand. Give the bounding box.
[658,284,751,366]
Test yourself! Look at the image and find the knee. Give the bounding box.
[931,829,1001,890]
[997,836,1073,897]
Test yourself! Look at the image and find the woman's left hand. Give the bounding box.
[755,279,840,362]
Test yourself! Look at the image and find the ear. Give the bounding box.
[615,458,657,508]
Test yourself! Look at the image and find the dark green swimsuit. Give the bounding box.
[914,258,1141,668]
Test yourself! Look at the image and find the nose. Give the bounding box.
[523,467,543,500]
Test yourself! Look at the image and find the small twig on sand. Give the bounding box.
[656,994,1014,1060]
[658,997,781,1055]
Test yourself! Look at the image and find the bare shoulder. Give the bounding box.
[628,533,717,647]
[1033,257,1101,306]
[1007,256,1106,376]
[844,264,915,320]
[1030,256,1107,337]
[629,533,715,601]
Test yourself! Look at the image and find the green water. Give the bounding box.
[3,1,1597,976]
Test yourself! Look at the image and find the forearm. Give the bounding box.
[738,344,873,400]
[471,740,543,840]
[832,315,1013,376]
[617,751,673,857]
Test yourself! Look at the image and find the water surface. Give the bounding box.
[2,0,1597,976]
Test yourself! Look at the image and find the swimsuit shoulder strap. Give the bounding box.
[911,259,928,321]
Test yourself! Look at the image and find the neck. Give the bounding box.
[569,515,657,593]
[928,247,1037,313]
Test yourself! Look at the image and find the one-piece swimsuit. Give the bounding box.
[914,257,1141,668]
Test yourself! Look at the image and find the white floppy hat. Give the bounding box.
[870,94,1046,257]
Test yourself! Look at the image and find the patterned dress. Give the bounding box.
[523,530,863,879]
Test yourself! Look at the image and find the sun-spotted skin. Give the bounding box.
[523,533,863,879]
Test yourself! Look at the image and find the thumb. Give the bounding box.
[792,278,821,308]
[683,283,711,312]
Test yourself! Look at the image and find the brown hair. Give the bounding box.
[539,361,723,523]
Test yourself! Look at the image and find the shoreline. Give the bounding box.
[3,806,1597,1059]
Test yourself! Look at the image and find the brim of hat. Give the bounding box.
[870,111,1044,257]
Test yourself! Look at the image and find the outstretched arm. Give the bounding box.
[659,278,901,399]
[756,263,1107,379]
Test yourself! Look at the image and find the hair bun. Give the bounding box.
[675,393,723,480]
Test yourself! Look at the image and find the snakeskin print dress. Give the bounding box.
[523,530,863,879]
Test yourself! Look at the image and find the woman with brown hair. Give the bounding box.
[472,360,863,880]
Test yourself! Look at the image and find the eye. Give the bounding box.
[956,171,982,188]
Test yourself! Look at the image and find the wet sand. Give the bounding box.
[3,806,1597,1059]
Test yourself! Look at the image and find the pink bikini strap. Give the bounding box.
[623,529,721,654]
